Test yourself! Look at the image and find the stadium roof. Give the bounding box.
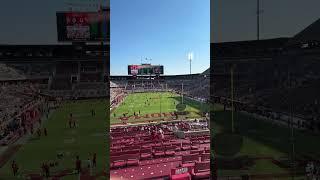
[211,38,289,58]
[212,38,289,48]
[202,68,210,75]
[288,18,320,45]
[0,44,109,59]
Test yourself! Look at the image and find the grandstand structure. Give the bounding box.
[0,44,109,99]
[212,26,320,132]
[0,43,109,178]
[111,72,209,102]
[110,66,210,179]
[0,43,109,134]
[211,18,320,178]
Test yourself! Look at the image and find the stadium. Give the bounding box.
[211,18,320,179]
[0,6,109,179]
[109,64,211,179]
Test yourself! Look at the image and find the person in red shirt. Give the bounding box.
[75,156,82,174]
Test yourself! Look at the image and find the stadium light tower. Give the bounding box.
[188,52,193,75]
[231,65,234,133]
[257,0,260,40]
[256,0,264,40]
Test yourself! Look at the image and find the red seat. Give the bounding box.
[182,142,191,151]
[191,161,210,179]
[111,149,140,157]
[170,141,182,151]
[140,148,152,160]
[110,155,126,169]
[123,145,140,151]
[201,153,210,162]
[165,146,176,156]
[126,154,140,166]
[181,154,199,167]
[190,150,201,155]
[171,173,191,180]
[142,144,152,148]
[113,160,126,168]
[191,142,200,150]
[153,147,165,158]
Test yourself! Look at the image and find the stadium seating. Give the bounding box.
[140,148,152,160]
[0,63,26,80]
[165,145,177,156]
[181,154,200,167]
[110,122,210,179]
[191,161,210,179]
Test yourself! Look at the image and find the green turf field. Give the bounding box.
[110,92,209,125]
[0,99,108,180]
[212,104,320,178]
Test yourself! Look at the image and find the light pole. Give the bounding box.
[288,67,295,180]
[257,0,260,40]
[256,0,264,41]
[231,65,234,133]
[188,52,193,75]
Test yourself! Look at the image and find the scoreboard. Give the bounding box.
[56,10,109,42]
[128,64,164,75]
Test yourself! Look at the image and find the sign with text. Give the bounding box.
[56,10,109,42]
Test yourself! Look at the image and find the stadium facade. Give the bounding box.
[0,44,109,99]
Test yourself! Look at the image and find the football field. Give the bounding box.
[110,92,209,125]
[213,104,320,178]
[0,99,108,180]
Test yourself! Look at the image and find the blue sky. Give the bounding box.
[212,0,320,42]
[110,0,210,75]
[0,0,319,73]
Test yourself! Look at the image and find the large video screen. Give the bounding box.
[56,10,109,42]
[128,65,164,75]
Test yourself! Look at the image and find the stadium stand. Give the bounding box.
[110,71,210,104]
[210,18,320,180]
[212,35,320,133]
[110,121,210,179]
[0,43,108,147]
[0,44,108,99]
[0,80,49,146]
[0,63,26,80]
